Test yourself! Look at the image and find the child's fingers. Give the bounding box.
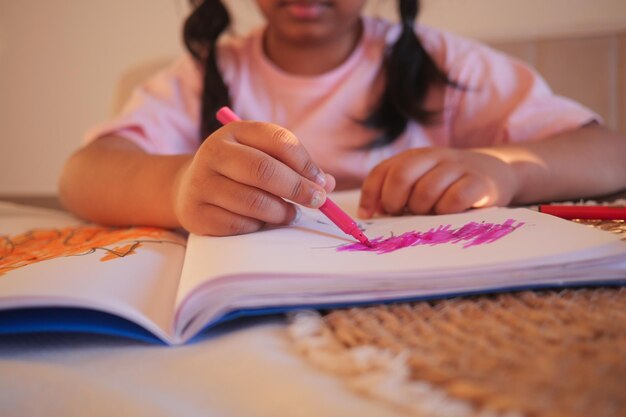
[379,156,440,215]
[203,174,299,225]
[209,141,326,208]
[225,121,328,187]
[407,162,464,214]
[183,203,265,236]
[358,162,390,218]
[434,174,492,214]
[323,173,336,193]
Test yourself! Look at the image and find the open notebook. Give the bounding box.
[1,191,625,345]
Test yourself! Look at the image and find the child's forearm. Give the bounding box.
[476,124,626,204]
[59,136,190,228]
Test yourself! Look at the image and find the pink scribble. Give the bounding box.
[337,219,524,254]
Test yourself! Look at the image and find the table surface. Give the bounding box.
[1,192,624,417]
[0,195,65,211]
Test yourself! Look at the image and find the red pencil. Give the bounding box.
[538,205,626,220]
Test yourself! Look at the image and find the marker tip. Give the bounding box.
[355,232,373,248]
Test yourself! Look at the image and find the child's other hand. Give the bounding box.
[173,121,335,236]
[358,148,518,218]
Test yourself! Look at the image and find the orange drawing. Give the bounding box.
[0,225,184,276]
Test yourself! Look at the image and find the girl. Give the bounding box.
[59,0,626,236]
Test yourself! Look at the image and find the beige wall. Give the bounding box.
[1,0,625,194]
[0,0,185,194]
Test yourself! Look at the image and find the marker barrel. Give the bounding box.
[539,205,626,220]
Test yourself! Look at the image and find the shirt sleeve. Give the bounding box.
[438,33,599,148]
[83,54,203,155]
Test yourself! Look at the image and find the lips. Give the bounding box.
[280,1,332,20]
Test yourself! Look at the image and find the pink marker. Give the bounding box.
[216,106,372,247]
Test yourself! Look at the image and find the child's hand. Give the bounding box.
[358,148,519,218]
[173,121,335,236]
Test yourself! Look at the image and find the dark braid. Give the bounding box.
[363,0,455,147]
[183,0,231,139]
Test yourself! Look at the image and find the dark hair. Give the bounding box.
[183,0,231,137]
[184,0,454,146]
[363,0,456,147]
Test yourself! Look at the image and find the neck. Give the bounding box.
[262,21,363,76]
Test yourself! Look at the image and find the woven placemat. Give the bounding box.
[288,220,626,417]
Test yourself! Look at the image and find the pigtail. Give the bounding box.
[363,0,454,147]
[183,0,231,139]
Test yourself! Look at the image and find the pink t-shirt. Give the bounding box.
[86,17,596,187]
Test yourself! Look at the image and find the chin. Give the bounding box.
[276,24,337,46]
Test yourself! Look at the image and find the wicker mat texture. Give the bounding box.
[288,220,626,417]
